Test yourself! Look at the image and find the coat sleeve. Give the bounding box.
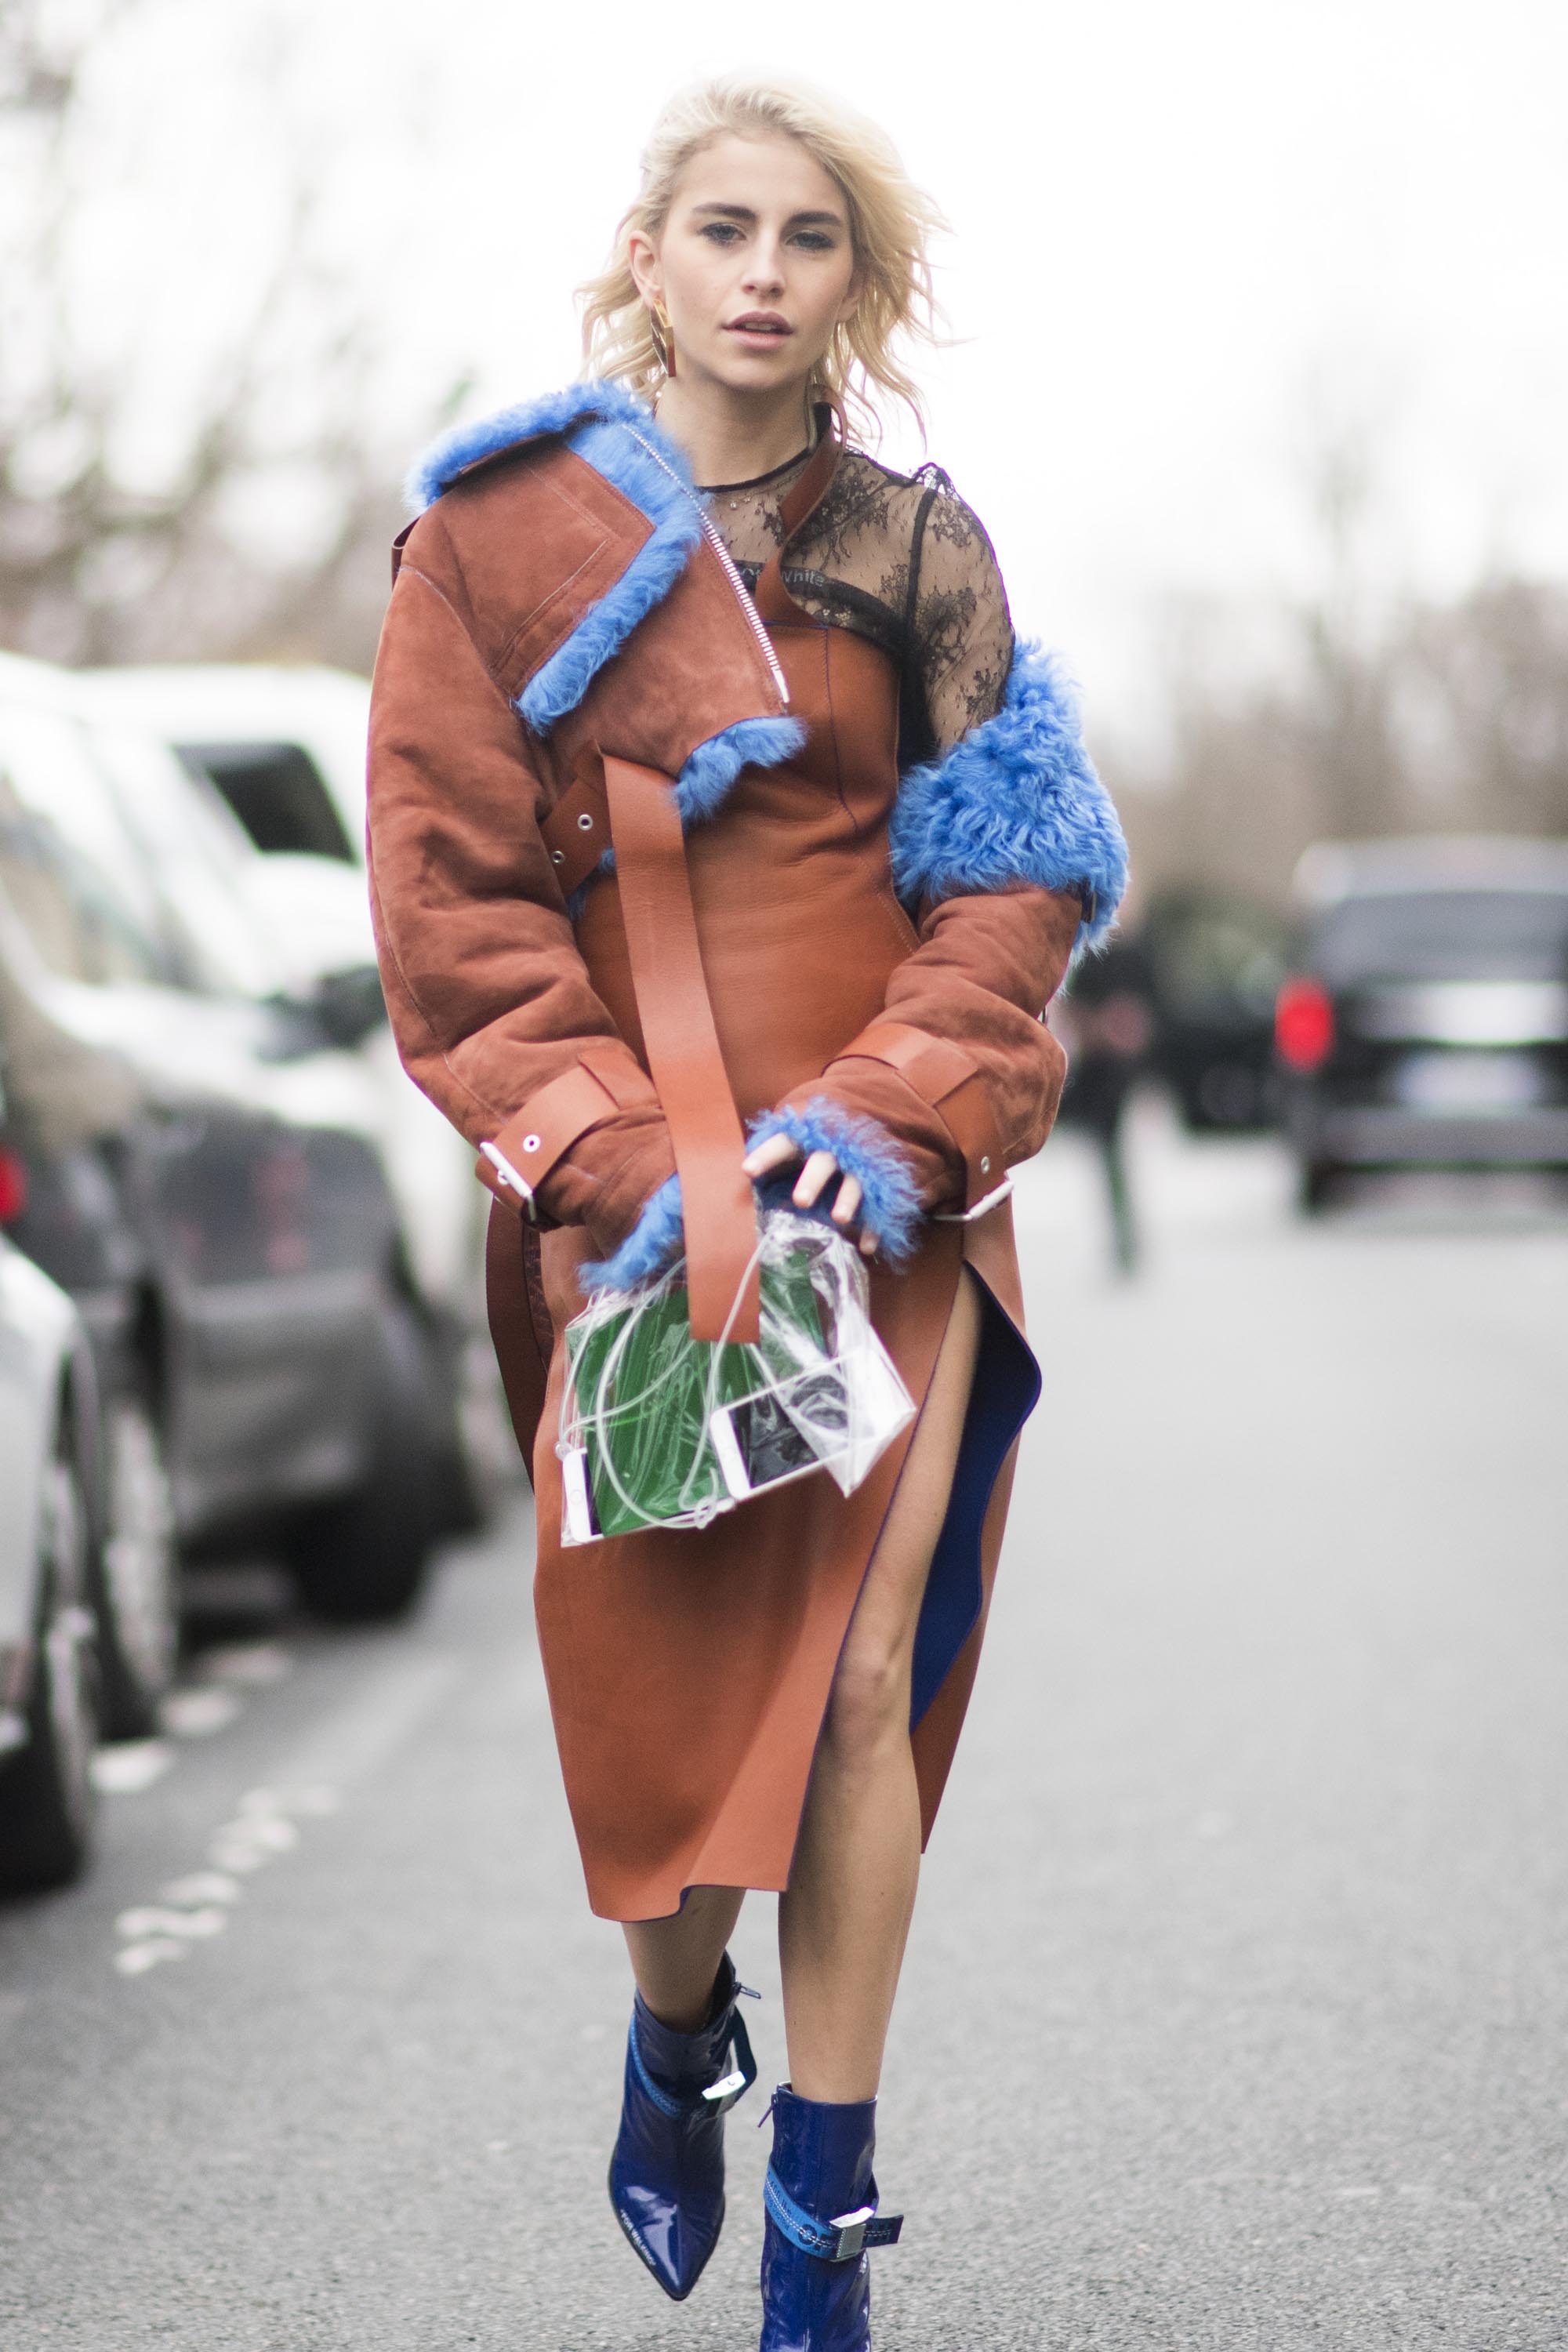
[757,579,1129,1254]
[365,517,675,1258]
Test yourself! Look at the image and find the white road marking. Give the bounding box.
[161,1871,242,1906]
[115,1938,189,1976]
[115,1904,229,1941]
[160,1686,244,1739]
[110,1653,462,1977]
[195,1641,295,1688]
[91,1740,175,1793]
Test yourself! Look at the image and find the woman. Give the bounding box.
[367,75,1125,2350]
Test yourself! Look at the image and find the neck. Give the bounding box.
[652,370,815,487]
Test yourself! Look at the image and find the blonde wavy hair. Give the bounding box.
[578,76,946,445]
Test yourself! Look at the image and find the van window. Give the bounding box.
[177,740,354,862]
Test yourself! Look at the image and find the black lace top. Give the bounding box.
[698,440,1014,772]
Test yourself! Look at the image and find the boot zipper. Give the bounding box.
[622,424,791,709]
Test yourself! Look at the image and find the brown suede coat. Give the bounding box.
[367,396,1083,1920]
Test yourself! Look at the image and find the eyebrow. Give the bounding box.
[689,201,846,229]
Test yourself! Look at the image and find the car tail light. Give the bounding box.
[1275,978,1336,1071]
[0,1146,27,1224]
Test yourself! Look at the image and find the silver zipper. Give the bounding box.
[622,425,790,708]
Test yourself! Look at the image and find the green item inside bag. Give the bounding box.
[564,1247,829,1539]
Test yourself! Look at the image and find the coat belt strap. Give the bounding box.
[475,1059,619,1215]
[476,1046,656,1217]
[539,753,612,896]
[832,1019,1010,1216]
[601,753,760,1343]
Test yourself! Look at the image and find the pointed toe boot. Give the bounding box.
[608,1951,757,2300]
[759,2085,902,2350]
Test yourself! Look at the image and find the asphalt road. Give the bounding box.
[2,1105,1565,2351]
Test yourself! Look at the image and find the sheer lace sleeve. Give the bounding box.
[907,477,1015,759]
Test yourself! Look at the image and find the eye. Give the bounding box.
[790,230,837,252]
[700,222,743,245]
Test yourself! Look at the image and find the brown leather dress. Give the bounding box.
[504,618,1042,1922]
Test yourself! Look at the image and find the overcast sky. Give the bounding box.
[74,0,1568,728]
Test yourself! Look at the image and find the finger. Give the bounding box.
[858,1229,879,1257]
[742,1134,800,1178]
[793,1149,839,1208]
[830,1175,862,1227]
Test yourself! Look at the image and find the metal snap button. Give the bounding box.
[522,1134,541,1154]
[550,850,564,865]
[577,812,593,831]
[980,1156,991,1173]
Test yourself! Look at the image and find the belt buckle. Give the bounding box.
[479,1142,538,1221]
[828,2205,874,2261]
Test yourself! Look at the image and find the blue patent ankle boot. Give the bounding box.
[760,2085,902,2351]
[608,1951,757,2299]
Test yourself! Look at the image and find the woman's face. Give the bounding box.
[631,133,861,401]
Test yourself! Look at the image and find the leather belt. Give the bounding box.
[601,753,760,1342]
[832,1019,1010,1218]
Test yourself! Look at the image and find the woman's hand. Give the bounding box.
[741,1134,880,1257]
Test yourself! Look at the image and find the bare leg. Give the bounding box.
[779,1272,985,2101]
[622,1885,746,2031]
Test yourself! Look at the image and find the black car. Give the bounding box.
[1276,837,1568,1208]
[0,653,457,1709]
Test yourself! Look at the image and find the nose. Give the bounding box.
[740,238,786,297]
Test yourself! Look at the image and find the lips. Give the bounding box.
[725,314,793,336]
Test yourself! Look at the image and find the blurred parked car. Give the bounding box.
[0,1229,101,1889]
[1276,837,1568,1208]
[0,652,467,1634]
[1142,889,1291,1131]
[88,663,508,1526]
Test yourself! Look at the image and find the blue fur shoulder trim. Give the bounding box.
[578,1174,684,1295]
[889,642,1128,953]
[405,382,706,737]
[747,1102,923,1266]
[404,378,673,512]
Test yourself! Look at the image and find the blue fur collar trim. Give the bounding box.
[405,382,710,737]
[890,643,1128,953]
[404,378,687,511]
[520,415,700,733]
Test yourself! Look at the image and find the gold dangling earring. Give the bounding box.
[649,299,677,379]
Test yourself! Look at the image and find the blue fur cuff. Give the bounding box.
[578,1174,684,1295]
[747,1102,923,1265]
[890,641,1128,952]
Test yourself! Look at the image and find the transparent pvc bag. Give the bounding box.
[557,1209,915,1546]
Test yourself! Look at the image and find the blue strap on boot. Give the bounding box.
[760,2085,903,2351]
[608,1951,758,2301]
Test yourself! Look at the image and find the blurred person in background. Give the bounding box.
[365,75,1125,2350]
[1054,918,1156,1273]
